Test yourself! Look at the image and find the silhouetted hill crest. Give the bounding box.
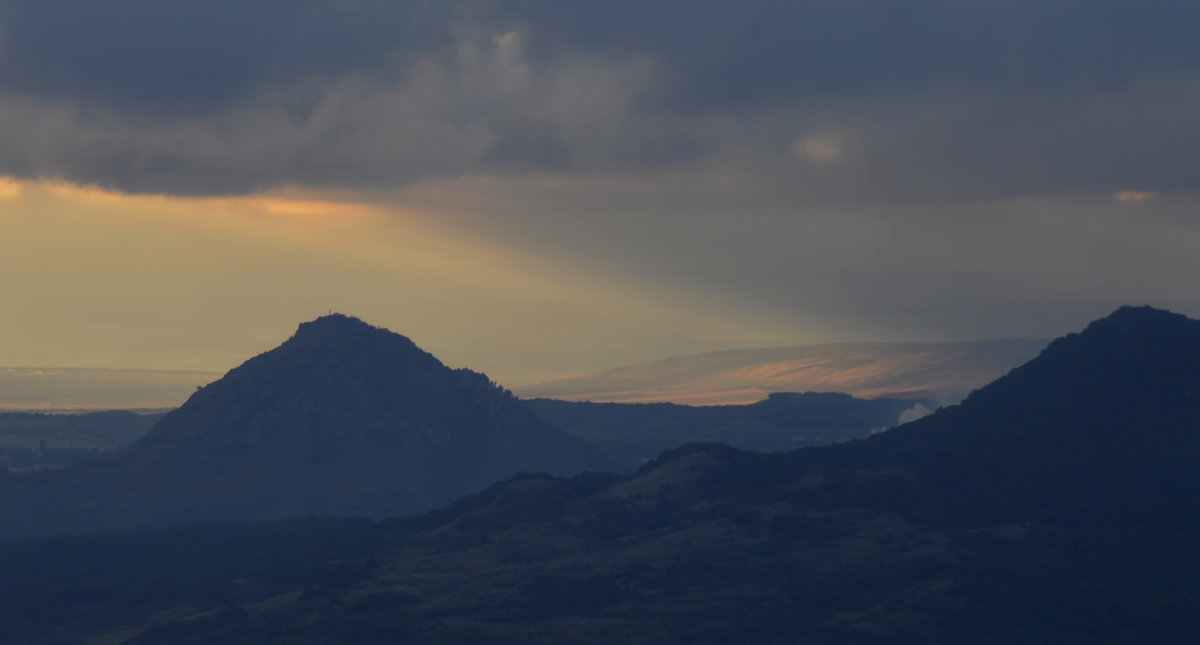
[946,304,1200,427]
[0,314,609,539]
[140,314,485,450]
[614,305,1200,530]
[824,305,1200,527]
[284,313,441,369]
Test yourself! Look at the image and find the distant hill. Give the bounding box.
[1,393,935,476]
[516,338,1047,405]
[842,304,1200,527]
[0,315,609,540]
[2,306,1197,643]
[526,392,933,471]
[0,410,165,471]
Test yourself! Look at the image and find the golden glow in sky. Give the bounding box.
[0,177,23,200]
[0,177,807,385]
[1115,191,1157,204]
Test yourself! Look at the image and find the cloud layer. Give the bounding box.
[2,1,1199,199]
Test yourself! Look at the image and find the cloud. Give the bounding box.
[1116,191,1157,204]
[2,2,1200,379]
[794,135,843,164]
[897,403,933,425]
[0,176,20,199]
[0,1,1197,199]
[871,402,933,434]
[0,13,669,195]
[0,1,455,114]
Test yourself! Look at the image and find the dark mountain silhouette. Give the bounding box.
[818,304,1200,528]
[526,391,933,471]
[0,314,608,540]
[2,306,1199,643]
[2,392,931,475]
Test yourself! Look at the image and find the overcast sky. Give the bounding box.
[1,1,1198,384]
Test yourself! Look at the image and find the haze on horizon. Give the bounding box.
[2,1,1199,391]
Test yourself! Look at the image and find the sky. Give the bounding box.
[1,1,1199,387]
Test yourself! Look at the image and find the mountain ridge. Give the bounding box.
[0,314,610,540]
[2,306,1200,642]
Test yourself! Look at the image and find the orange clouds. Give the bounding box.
[35,179,382,222]
[793,135,842,164]
[1115,190,1157,204]
[0,177,23,199]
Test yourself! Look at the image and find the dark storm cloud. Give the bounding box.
[507,0,1200,107]
[0,0,1198,197]
[0,0,454,114]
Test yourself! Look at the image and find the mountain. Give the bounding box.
[2,306,1198,643]
[4,304,1195,637]
[526,391,934,471]
[795,305,1199,526]
[516,338,1047,404]
[0,392,934,476]
[0,314,608,540]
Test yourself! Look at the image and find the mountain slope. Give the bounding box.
[2,306,1198,643]
[830,304,1200,528]
[0,315,609,540]
[260,305,1200,642]
[161,304,1200,640]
